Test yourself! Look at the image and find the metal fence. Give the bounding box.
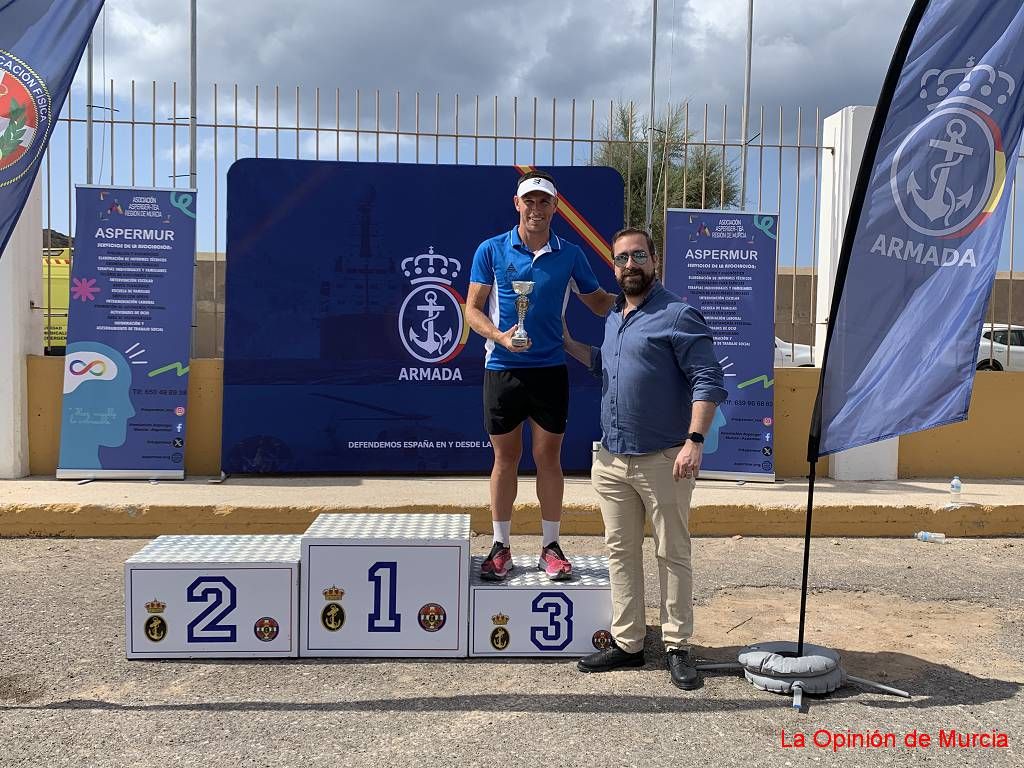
[39,81,1021,365]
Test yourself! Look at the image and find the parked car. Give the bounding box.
[976,323,1024,371]
[775,336,815,367]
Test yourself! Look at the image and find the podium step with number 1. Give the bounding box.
[300,513,470,657]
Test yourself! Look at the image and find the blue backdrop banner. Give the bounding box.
[664,210,778,481]
[57,186,197,479]
[222,160,622,474]
[815,0,1024,457]
[0,0,104,259]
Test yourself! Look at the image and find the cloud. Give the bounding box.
[81,0,914,124]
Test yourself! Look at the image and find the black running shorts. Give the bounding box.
[482,365,570,436]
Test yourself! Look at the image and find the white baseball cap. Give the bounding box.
[516,176,557,199]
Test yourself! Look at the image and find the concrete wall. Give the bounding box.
[774,269,818,346]
[899,372,1024,477]
[771,268,1022,349]
[183,254,1024,358]
[772,368,829,478]
[29,357,224,477]
[25,358,1022,478]
[1,180,43,478]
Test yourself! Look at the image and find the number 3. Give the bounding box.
[531,592,573,651]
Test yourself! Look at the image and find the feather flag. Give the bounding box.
[0,0,104,259]
[811,0,1024,459]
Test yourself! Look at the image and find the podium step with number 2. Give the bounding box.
[125,535,301,659]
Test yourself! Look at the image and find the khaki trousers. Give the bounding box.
[591,444,695,654]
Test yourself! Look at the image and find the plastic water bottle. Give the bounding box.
[915,531,946,543]
[949,475,962,504]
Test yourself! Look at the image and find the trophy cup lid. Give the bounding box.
[511,280,535,294]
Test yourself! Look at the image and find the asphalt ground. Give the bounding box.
[0,534,1021,767]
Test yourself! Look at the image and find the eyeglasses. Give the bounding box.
[612,249,650,267]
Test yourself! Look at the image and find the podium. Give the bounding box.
[469,555,613,657]
[125,535,300,659]
[300,513,470,657]
[125,515,613,660]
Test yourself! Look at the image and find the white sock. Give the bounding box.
[493,520,511,545]
[542,519,560,547]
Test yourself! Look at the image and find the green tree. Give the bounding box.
[592,102,740,253]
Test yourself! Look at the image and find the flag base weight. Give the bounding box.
[696,641,911,713]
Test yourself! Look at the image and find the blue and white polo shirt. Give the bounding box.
[470,227,601,370]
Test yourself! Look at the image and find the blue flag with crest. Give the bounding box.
[0,0,104,260]
[813,0,1024,458]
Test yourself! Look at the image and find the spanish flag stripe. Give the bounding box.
[515,164,613,268]
[983,152,1006,215]
[944,149,1006,239]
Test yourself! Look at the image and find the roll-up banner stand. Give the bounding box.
[57,186,197,480]
[663,209,778,482]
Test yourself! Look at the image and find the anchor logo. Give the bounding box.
[144,615,167,642]
[890,57,1012,239]
[398,246,467,364]
[321,602,345,632]
[907,119,974,227]
[891,106,999,238]
[408,290,454,355]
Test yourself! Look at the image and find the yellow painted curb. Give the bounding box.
[1,503,1021,538]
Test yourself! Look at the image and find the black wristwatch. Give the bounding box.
[686,432,705,444]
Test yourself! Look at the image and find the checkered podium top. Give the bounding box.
[470,555,610,587]
[302,513,470,541]
[126,534,302,564]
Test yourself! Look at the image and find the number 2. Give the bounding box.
[186,576,237,643]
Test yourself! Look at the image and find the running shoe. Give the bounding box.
[480,540,513,581]
[538,541,573,581]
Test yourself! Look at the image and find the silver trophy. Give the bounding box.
[510,280,535,347]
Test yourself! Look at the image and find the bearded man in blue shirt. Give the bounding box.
[564,227,726,690]
[467,170,615,583]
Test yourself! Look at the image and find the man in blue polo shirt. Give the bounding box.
[564,227,726,690]
[467,169,615,582]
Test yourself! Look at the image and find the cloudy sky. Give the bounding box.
[50,0,924,258]
[84,0,915,119]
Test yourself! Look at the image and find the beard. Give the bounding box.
[617,268,655,297]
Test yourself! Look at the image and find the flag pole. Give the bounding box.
[86,34,94,184]
[797,461,815,656]
[739,0,753,209]
[189,0,197,190]
[645,0,657,231]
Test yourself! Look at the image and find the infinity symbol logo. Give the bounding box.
[69,359,107,376]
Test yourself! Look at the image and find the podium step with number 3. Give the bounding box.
[469,555,612,657]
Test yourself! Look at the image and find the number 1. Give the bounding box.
[367,561,401,632]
